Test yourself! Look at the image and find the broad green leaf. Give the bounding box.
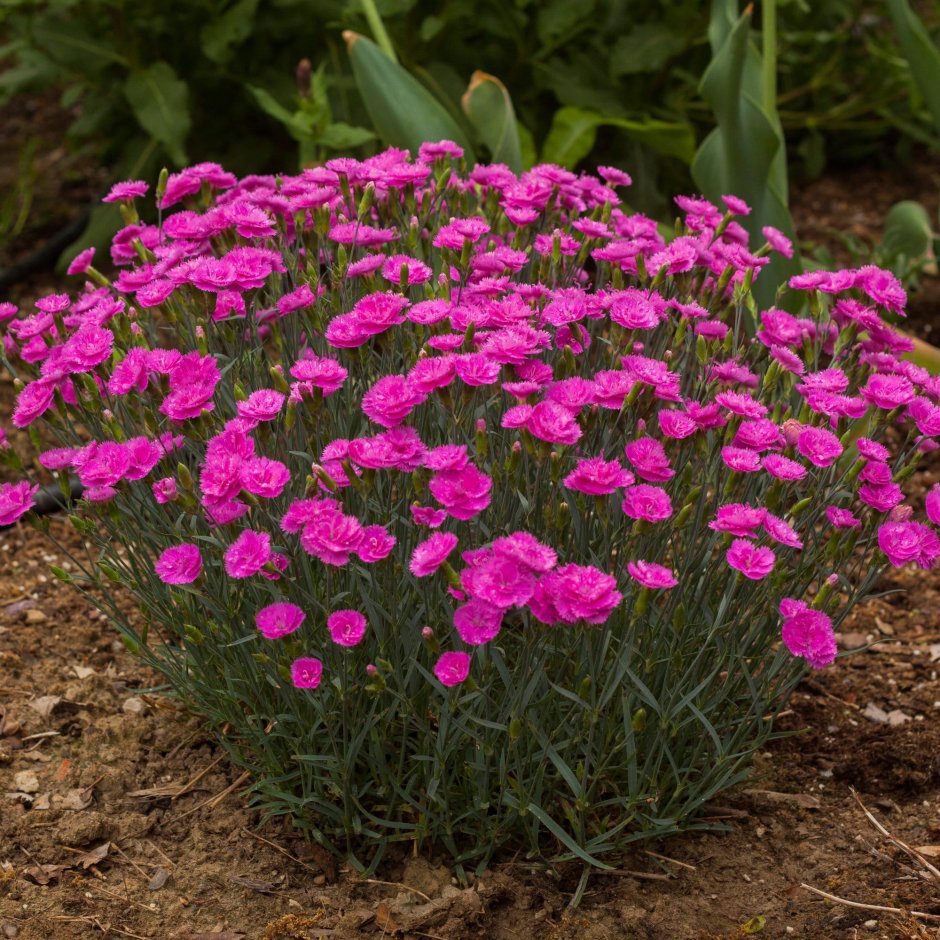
[245,83,307,131]
[517,122,537,171]
[316,122,376,150]
[691,2,801,308]
[886,0,940,136]
[30,18,129,71]
[880,200,932,262]
[344,32,476,160]
[200,0,259,64]
[610,24,686,76]
[541,106,695,168]
[124,62,191,166]
[461,71,522,173]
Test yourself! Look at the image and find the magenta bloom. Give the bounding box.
[410,532,459,577]
[328,609,368,647]
[621,484,673,523]
[291,656,323,689]
[237,389,285,422]
[626,560,677,589]
[779,598,837,669]
[103,180,149,203]
[709,503,766,536]
[826,506,861,528]
[410,504,447,528]
[433,651,471,687]
[526,401,582,445]
[301,511,364,566]
[224,529,273,578]
[926,485,940,526]
[762,453,807,481]
[357,525,397,562]
[547,564,622,625]
[154,543,202,584]
[879,521,940,569]
[721,446,761,473]
[860,373,914,410]
[428,465,492,520]
[464,555,536,608]
[0,481,39,526]
[453,598,504,645]
[361,374,426,427]
[256,602,306,639]
[624,437,674,482]
[491,531,558,573]
[239,457,290,499]
[796,426,843,467]
[726,539,775,580]
[563,456,633,495]
[859,482,903,513]
[762,512,803,549]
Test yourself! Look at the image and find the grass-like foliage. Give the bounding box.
[1,146,937,877]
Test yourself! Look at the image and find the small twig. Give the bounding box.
[239,827,321,876]
[144,840,176,870]
[172,753,224,799]
[358,877,433,902]
[593,868,673,881]
[800,883,940,922]
[173,770,250,821]
[851,788,940,880]
[90,882,157,914]
[804,678,862,711]
[643,849,696,871]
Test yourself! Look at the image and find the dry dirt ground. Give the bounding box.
[2,90,940,940]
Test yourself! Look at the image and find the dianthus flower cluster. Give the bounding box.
[1,143,934,706]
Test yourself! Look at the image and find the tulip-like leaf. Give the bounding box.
[541,106,695,168]
[880,199,933,264]
[344,31,475,161]
[886,0,940,137]
[461,71,522,173]
[124,62,191,167]
[691,1,800,308]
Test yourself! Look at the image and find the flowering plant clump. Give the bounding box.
[1,145,935,872]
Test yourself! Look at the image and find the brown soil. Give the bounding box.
[2,94,940,940]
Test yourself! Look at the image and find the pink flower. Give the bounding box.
[328,609,368,646]
[103,180,149,203]
[291,656,323,689]
[357,525,397,562]
[709,504,766,537]
[300,511,364,566]
[12,380,56,428]
[658,410,698,439]
[624,437,673,482]
[563,456,633,495]
[726,539,775,580]
[879,521,940,569]
[289,356,347,394]
[256,602,305,639]
[433,651,471,687]
[239,457,290,499]
[797,426,843,467]
[154,543,202,584]
[926,485,940,526]
[859,482,903,513]
[621,484,673,523]
[429,466,492,520]
[538,564,622,625]
[857,438,890,462]
[67,247,96,276]
[381,254,432,285]
[352,292,410,334]
[410,532,459,577]
[826,506,861,528]
[779,598,837,669]
[453,598,504,645]
[152,475,178,503]
[721,446,761,473]
[410,504,447,528]
[464,554,536,608]
[762,512,803,549]
[237,389,285,422]
[762,454,807,481]
[626,560,677,589]
[491,531,558,572]
[860,373,914,409]
[526,401,582,445]
[224,529,272,578]
[361,374,426,427]
[0,481,39,526]
[108,347,150,396]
